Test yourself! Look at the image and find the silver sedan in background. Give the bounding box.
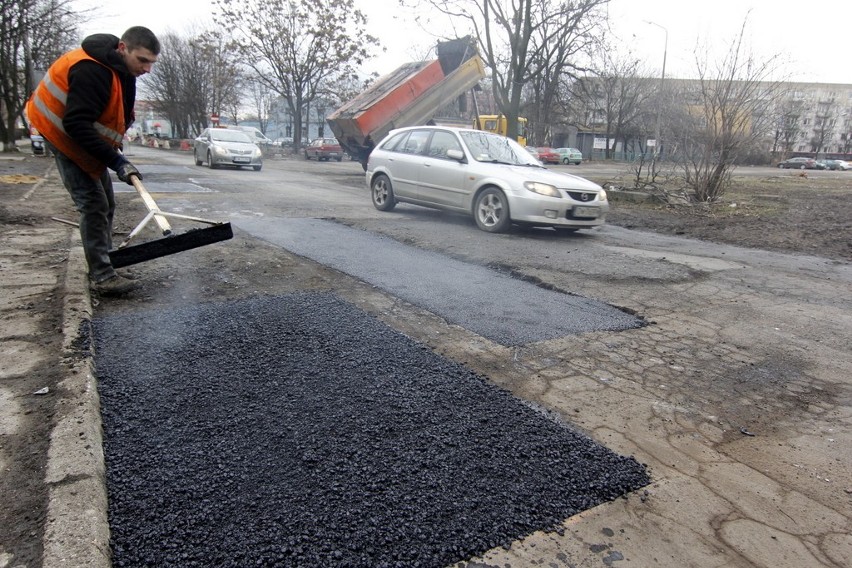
[366,126,608,233]
[193,128,263,171]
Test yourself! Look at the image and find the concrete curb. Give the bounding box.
[41,225,110,566]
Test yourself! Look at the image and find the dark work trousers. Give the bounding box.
[48,142,116,283]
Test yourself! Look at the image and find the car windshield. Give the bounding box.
[459,131,540,165]
[211,130,252,143]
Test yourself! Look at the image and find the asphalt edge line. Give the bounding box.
[20,159,53,201]
[41,230,111,567]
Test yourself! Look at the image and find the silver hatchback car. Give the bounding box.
[366,126,608,233]
[194,128,263,171]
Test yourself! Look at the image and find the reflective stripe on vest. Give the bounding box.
[25,48,126,179]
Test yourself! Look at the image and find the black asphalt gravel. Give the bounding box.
[94,293,649,567]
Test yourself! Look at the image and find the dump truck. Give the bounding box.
[327,37,486,169]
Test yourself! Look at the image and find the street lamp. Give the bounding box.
[644,20,668,159]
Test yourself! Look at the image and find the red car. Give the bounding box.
[535,147,560,164]
[304,137,344,162]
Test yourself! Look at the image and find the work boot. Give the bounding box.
[92,274,139,295]
[117,268,139,280]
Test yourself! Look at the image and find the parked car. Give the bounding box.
[274,137,294,148]
[818,159,851,171]
[366,126,608,233]
[777,157,820,169]
[555,147,583,165]
[304,137,344,161]
[524,146,541,161]
[193,128,263,171]
[535,147,561,164]
[29,126,45,156]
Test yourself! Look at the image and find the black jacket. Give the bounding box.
[64,34,136,170]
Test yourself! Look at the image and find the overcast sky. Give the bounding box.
[75,0,852,85]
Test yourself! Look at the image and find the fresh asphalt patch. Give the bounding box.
[234,217,645,346]
[93,293,649,567]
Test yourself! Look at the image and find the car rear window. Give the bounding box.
[425,131,462,159]
[398,130,431,155]
[380,131,408,151]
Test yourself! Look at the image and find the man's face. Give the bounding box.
[117,42,158,77]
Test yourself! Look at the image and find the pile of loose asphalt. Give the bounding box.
[93,292,650,567]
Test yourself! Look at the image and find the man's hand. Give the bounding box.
[116,161,142,185]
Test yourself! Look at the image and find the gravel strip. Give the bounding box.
[93,293,649,567]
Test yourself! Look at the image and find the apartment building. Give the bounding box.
[561,78,852,161]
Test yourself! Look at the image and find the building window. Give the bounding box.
[589,109,606,125]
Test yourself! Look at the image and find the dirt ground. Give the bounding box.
[599,172,852,263]
[0,152,850,567]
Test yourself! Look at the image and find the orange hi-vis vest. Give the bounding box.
[26,48,125,179]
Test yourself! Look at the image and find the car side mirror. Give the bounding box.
[447,149,465,162]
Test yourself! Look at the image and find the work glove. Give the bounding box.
[116,161,142,185]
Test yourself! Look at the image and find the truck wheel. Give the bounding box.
[474,187,511,232]
[371,174,396,211]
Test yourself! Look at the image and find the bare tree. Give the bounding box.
[671,16,787,202]
[410,0,608,142]
[142,30,243,138]
[771,97,804,157]
[215,0,377,151]
[569,55,653,158]
[809,99,838,157]
[0,0,80,151]
[245,78,273,134]
[842,123,852,155]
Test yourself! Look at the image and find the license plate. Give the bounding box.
[573,206,599,218]
[233,156,251,163]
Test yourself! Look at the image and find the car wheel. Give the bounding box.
[371,174,396,211]
[207,152,218,169]
[800,165,806,170]
[562,158,569,164]
[337,157,343,162]
[778,164,784,168]
[253,165,262,171]
[474,187,511,233]
[194,151,203,166]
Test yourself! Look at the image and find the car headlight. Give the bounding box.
[524,181,561,198]
[211,144,227,157]
[253,148,262,158]
[599,189,608,202]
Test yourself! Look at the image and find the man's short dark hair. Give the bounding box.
[121,26,161,55]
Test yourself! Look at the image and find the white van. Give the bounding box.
[223,125,274,147]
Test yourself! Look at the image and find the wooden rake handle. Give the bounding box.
[130,174,172,235]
